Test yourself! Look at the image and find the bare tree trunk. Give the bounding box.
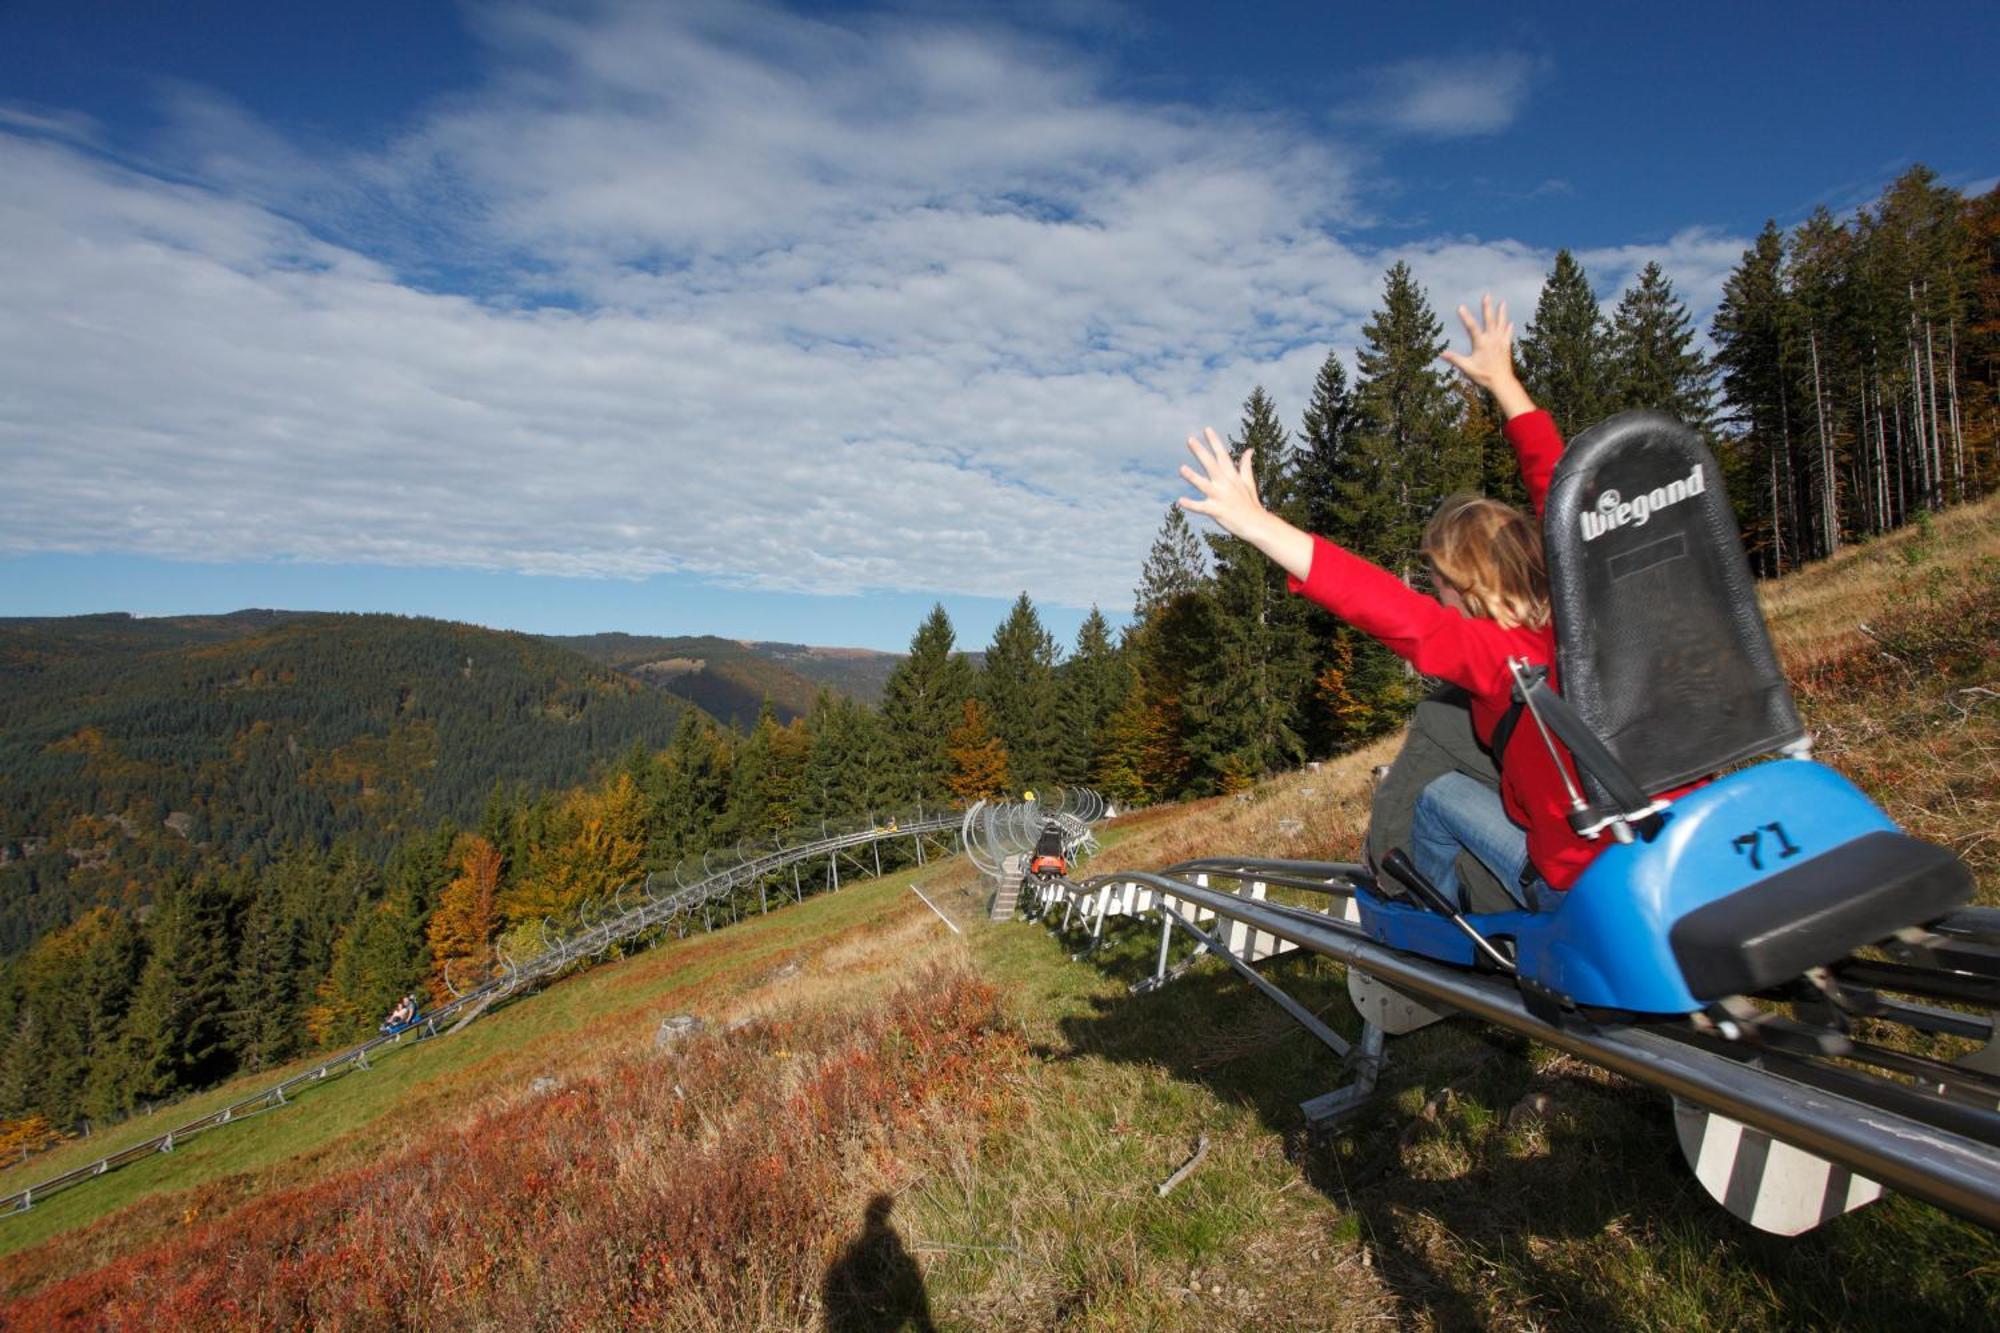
[1776,448,1792,572]
[1947,319,1965,502]
[1778,368,1797,564]
[1809,327,1837,554]
[1910,331,1932,510]
[1924,312,1945,508]
[1872,374,1890,531]
[1891,398,1907,523]
[1856,370,1872,532]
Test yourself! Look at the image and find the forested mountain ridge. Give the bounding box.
[0,611,693,957]
[545,632,903,724]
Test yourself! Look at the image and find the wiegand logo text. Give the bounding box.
[1580,465,1707,542]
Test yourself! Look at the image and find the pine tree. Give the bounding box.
[119,874,239,1105]
[1458,375,1524,511]
[1182,387,1314,785]
[878,605,976,805]
[945,699,1012,803]
[75,908,144,1120]
[1133,506,1208,625]
[1608,261,1716,428]
[1858,166,1979,514]
[979,593,1061,789]
[799,690,893,824]
[1296,349,1362,545]
[1520,249,1614,436]
[1350,261,1464,573]
[652,710,733,867]
[1786,212,1858,555]
[4,911,138,1124]
[1125,505,1214,799]
[1298,309,1481,758]
[1052,608,1125,786]
[1713,222,1799,573]
[762,714,811,834]
[1089,673,1151,806]
[306,892,425,1048]
[226,887,305,1075]
[721,701,778,844]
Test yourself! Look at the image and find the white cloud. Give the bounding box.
[0,2,1740,615]
[1339,52,1544,138]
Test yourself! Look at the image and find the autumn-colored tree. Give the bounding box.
[1310,633,1398,751]
[946,699,1012,803]
[427,833,502,1003]
[0,1113,62,1163]
[1090,674,1151,806]
[502,771,649,925]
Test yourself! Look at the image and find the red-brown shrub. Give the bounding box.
[4,965,1020,1330]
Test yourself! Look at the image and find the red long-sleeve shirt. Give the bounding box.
[1287,410,1602,889]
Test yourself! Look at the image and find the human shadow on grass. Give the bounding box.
[1049,924,1999,1331]
[822,1193,937,1333]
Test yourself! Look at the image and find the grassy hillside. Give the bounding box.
[2,498,1994,1329]
[546,632,903,727]
[0,612,694,955]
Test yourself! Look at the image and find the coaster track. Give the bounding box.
[1,808,971,1217]
[1031,856,2000,1232]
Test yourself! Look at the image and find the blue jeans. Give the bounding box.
[1410,772,1553,912]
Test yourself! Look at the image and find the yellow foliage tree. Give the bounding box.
[427,833,501,1003]
[946,698,1012,803]
[501,771,648,925]
[0,1113,64,1164]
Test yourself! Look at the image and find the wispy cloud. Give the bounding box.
[1338,52,1545,138]
[0,102,103,147]
[0,3,1732,614]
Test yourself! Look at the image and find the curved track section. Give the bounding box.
[961,788,1104,878]
[2,808,965,1218]
[1037,856,2000,1232]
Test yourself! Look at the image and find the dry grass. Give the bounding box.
[1759,492,2000,673]
[1087,737,1397,881]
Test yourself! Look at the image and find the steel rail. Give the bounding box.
[1,810,966,1218]
[1065,865,2000,1231]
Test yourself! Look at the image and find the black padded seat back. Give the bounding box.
[1542,411,1804,815]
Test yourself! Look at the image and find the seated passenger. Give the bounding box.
[1029,821,1068,877]
[1176,296,1594,912]
[382,994,418,1030]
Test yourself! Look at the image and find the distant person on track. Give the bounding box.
[1174,296,1592,913]
[1029,820,1068,878]
[381,993,419,1032]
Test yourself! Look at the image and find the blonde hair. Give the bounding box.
[1421,494,1550,630]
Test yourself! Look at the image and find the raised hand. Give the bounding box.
[1441,294,1514,388]
[1176,426,1313,580]
[1176,427,1266,538]
[1441,294,1535,419]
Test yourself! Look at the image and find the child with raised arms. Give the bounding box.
[1176,296,1588,910]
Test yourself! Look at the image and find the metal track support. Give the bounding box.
[1300,1024,1388,1125]
[1159,907,1351,1059]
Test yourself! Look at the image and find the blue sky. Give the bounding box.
[2,1,1993,652]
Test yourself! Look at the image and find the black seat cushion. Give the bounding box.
[1669,831,1974,999]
